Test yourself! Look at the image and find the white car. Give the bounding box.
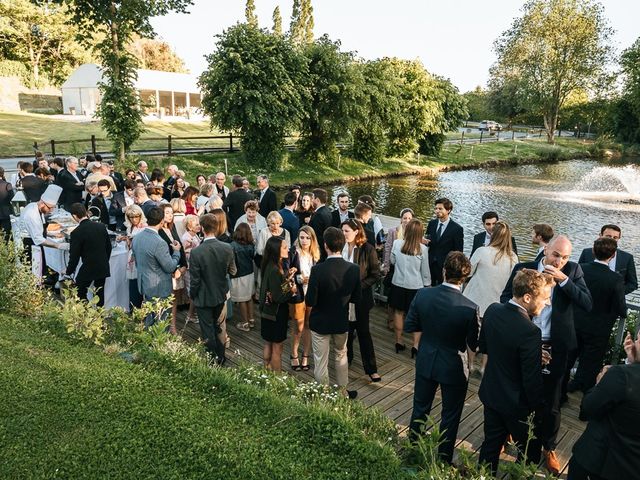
[478,120,502,132]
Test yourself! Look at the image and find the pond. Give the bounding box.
[328,159,640,262]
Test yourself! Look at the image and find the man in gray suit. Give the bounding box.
[131,206,181,326]
[189,213,237,365]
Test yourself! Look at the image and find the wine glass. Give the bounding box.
[542,344,552,375]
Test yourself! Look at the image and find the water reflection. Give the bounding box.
[332,159,640,261]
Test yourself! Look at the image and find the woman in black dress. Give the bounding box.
[259,236,296,372]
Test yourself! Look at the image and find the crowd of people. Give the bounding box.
[1,152,639,479]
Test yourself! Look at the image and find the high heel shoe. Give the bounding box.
[411,347,418,359]
[395,343,406,354]
[369,373,382,383]
[290,355,301,372]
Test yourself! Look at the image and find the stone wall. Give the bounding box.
[0,76,62,113]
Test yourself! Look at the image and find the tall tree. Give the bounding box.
[272,6,283,36]
[60,0,192,161]
[289,0,313,45]
[490,0,613,143]
[245,0,258,28]
[127,36,188,72]
[614,38,640,142]
[199,23,308,169]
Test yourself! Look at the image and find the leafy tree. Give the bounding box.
[486,77,529,127]
[272,6,283,36]
[0,0,90,87]
[490,0,613,143]
[289,0,314,45]
[127,35,188,72]
[297,35,364,163]
[61,0,192,161]
[462,87,493,122]
[199,23,308,169]
[245,0,258,28]
[611,38,640,142]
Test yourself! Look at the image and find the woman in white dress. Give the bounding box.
[463,221,518,374]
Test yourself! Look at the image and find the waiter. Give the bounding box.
[21,184,69,270]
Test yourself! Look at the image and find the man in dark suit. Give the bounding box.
[136,160,150,184]
[532,223,554,262]
[331,192,354,228]
[568,332,640,480]
[306,227,361,398]
[478,269,553,475]
[256,174,277,218]
[65,203,112,307]
[500,235,592,474]
[104,159,124,192]
[577,224,637,294]
[470,211,518,257]
[109,179,136,231]
[568,237,627,393]
[354,203,376,247]
[55,156,85,211]
[90,179,116,230]
[22,167,48,203]
[309,188,333,260]
[223,175,254,231]
[404,252,480,464]
[425,197,464,285]
[278,192,300,241]
[189,213,237,365]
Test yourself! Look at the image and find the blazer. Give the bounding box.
[500,260,592,351]
[158,226,187,268]
[278,207,300,242]
[189,237,237,308]
[131,228,181,299]
[110,172,124,192]
[258,188,277,218]
[578,247,637,294]
[222,188,254,231]
[426,218,464,270]
[89,194,112,226]
[574,262,627,337]
[108,191,129,230]
[66,219,112,283]
[390,240,431,289]
[137,170,150,184]
[478,302,544,418]
[309,205,333,254]
[404,284,480,386]
[572,364,640,480]
[331,209,354,228]
[0,179,15,220]
[55,168,85,210]
[470,231,518,258]
[352,242,382,311]
[306,256,361,335]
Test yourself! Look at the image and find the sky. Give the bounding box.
[150,0,640,93]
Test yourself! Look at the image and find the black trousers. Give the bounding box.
[429,262,443,286]
[478,406,542,476]
[347,302,378,375]
[196,303,226,365]
[540,346,568,451]
[567,456,605,480]
[76,278,107,307]
[569,330,610,393]
[409,374,467,464]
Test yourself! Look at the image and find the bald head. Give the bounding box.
[544,235,572,269]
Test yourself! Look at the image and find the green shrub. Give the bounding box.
[0,59,30,86]
[0,240,48,318]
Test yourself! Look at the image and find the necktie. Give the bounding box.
[436,222,443,240]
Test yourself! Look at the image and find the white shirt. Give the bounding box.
[442,282,461,291]
[508,299,528,314]
[608,253,618,272]
[435,217,451,236]
[533,259,569,340]
[21,202,46,245]
[483,232,491,246]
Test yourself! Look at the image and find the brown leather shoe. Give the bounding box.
[544,449,560,475]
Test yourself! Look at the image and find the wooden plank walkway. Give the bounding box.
[176,302,585,478]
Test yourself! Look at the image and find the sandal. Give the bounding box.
[369,373,382,383]
[301,355,311,371]
[290,355,302,372]
[236,322,251,332]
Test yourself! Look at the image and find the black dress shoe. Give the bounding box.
[395,343,406,353]
[411,347,418,359]
[347,390,358,400]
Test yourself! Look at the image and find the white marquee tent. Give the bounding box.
[61,63,202,118]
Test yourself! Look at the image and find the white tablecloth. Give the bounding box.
[44,242,130,311]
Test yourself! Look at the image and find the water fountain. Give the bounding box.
[569,165,640,204]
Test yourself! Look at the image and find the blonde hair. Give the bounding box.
[123,204,146,230]
[489,221,516,266]
[266,211,283,224]
[184,214,199,232]
[295,225,321,262]
[169,198,186,214]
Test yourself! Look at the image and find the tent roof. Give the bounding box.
[61,63,200,93]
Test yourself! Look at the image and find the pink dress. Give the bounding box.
[181,231,201,292]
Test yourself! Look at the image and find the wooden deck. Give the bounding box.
[176,302,585,478]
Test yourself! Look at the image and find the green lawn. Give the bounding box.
[0,313,404,479]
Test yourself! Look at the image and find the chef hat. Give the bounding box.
[41,184,63,206]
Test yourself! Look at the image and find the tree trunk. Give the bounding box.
[543,112,557,144]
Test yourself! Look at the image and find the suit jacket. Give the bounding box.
[131,228,181,299]
[404,285,480,386]
[331,209,354,228]
[426,218,464,270]
[89,194,112,227]
[0,179,15,220]
[21,175,47,203]
[500,260,592,351]
[66,219,112,283]
[109,191,129,230]
[279,207,300,242]
[575,262,627,337]
[222,189,254,231]
[137,170,150,184]
[110,172,124,192]
[309,205,333,254]
[352,242,382,311]
[258,188,277,218]
[189,238,237,307]
[578,247,637,294]
[306,256,361,335]
[55,168,85,210]
[470,231,518,257]
[478,302,543,418]
[572,364,640,480]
